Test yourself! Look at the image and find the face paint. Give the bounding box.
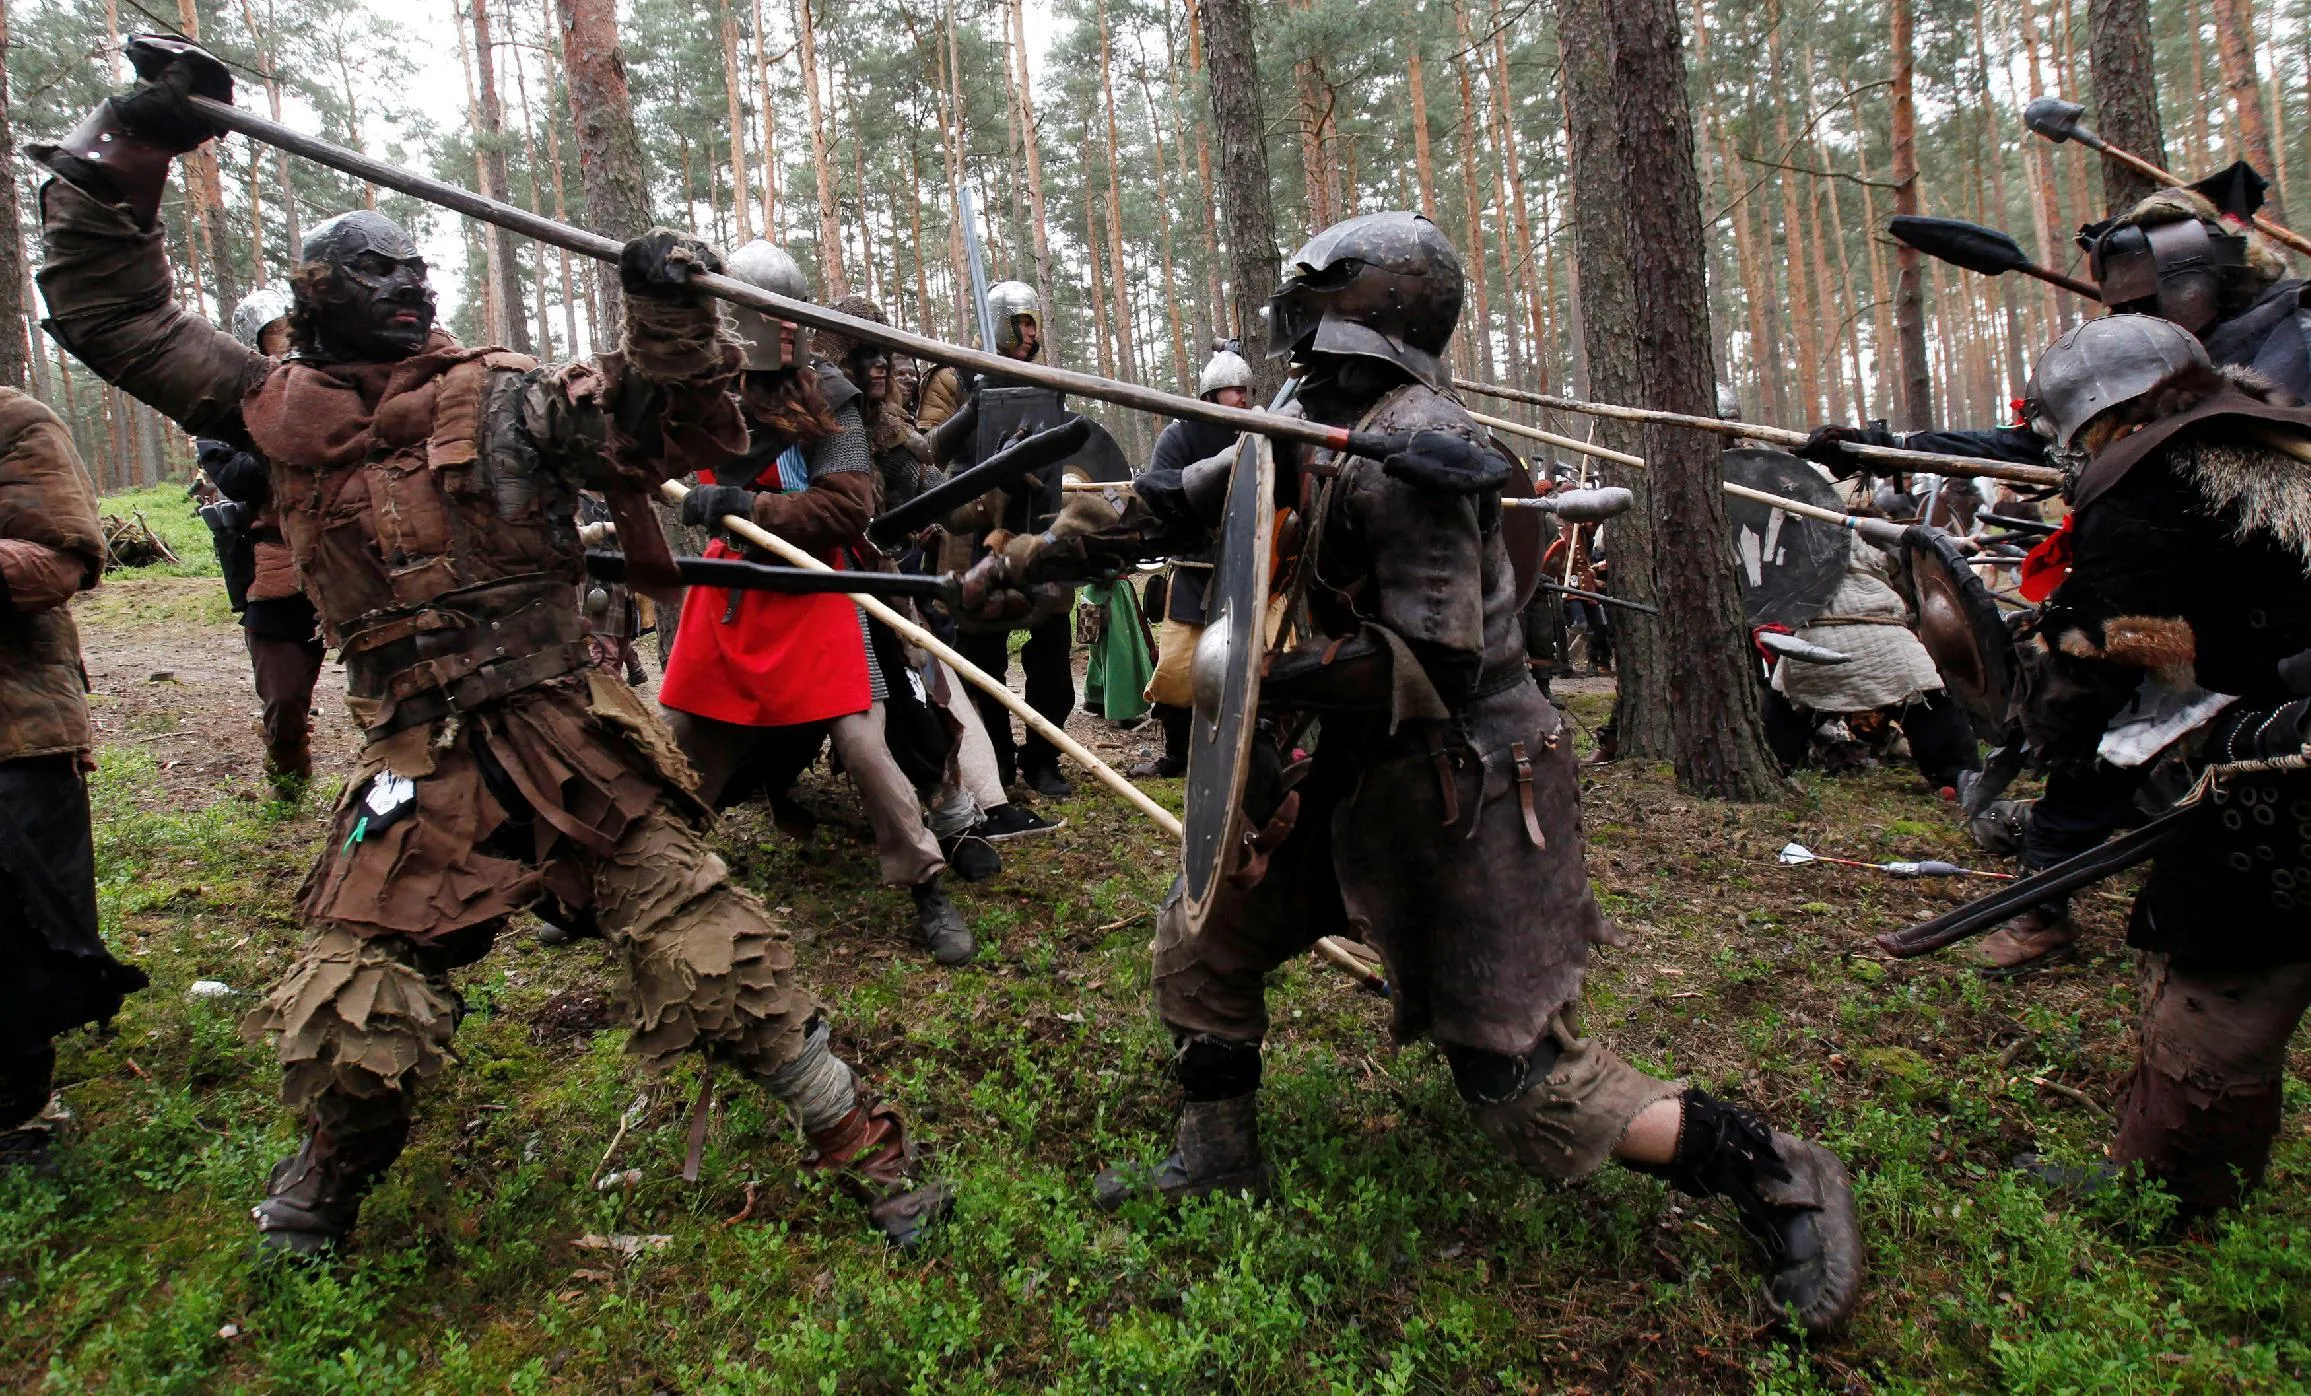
[298,210,438,363]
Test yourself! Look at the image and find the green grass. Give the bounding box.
[6,717,2311,1392]
[96,483,223,581]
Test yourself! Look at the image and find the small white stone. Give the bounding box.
[188,980,234,999]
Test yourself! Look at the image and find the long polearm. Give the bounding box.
[2023,96,2311,261]
[184,94,1400,461]
[1452,377,2065,488]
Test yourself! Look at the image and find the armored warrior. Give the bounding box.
[657,245,974,965]
[196,286,328,796]
[31,40,949,1251]
[962,212,1864,1333]
[1132,345,1252,779]
[921,280,1085,804]
[2014,316,2311,1212]
[0,388,149,1173]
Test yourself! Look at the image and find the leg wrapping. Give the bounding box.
[753,1019,858,1134]
[1463,1015,1682,1184]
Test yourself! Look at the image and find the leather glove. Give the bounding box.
[680,483,757,533]
[621,228,724,303]
[116,36,232,153]
[1381,430,1512,495]
[2204,696,2311,764]
[925,392,979,464]
[957,550,1035,625]
[1795,422,1897,473]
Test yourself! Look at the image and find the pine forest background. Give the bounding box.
[0,0,2298,486]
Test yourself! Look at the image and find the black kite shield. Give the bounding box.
[1180,433,1274,934]
[1722,448,1849,627]
[1903,524,2017,732]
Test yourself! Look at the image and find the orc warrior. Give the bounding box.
[32,39,948,1252]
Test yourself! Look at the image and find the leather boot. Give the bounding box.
[1971,907,2077,974]
[264,736,311,799]
[251,1102,413,1257]
[804,1097,954,1248]
[0,1045,59,1178]
[910,876,976,965]
[1093,1094,1270,1210]
[1631,1090,1863,1336]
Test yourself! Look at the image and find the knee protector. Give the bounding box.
[1172,1034,1262,1102]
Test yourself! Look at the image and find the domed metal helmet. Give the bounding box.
[987,280,1041,357]
[1197,347,1253,398]
[722,238,813,370]
[2023,314,2212,453]
[230,286,295,351]
[1265,211,1463,390]
[2086,216,2247,335]
[1716,384,1742,420]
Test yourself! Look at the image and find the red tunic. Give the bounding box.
[658,446,871,727]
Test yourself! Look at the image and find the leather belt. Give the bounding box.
[344,594,592,738]
[355,640,595,739]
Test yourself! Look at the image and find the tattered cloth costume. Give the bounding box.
[0,388,148,1153]
[34,176,903,1233]
[2029,363,2311,1212]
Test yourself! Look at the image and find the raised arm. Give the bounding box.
[30,39,266,442]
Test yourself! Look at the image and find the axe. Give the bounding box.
[2024,96,2311,260]
[866,417,1090,545]
[1886,215,2102,301]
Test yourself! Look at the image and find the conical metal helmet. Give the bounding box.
[723,238,813,370]
[230,286,295,351]
[987,280,1041,356]
[2024,314,2211,451]
[1197,348,1253,397]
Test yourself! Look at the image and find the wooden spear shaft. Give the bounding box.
[1451,376,2064,487]
[184,94,1376,459]
[657,479,1185,840]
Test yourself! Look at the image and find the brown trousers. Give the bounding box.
[2113,955,2311,1212]
[246,799,816,1119]
[245,631,323,769]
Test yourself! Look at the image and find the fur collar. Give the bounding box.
[2169,434,2311,567]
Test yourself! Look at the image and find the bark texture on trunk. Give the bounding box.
[2207,0,2281,220]
[470,0,536,353]
[1558,0,1781,799]
[1198,0,1285,401]
[2086,0,2170,215]
[1889,0,1932,431]
[0,0,24,391]
[556,0,655,329]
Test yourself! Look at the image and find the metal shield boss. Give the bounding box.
[1721,448,1849,628]
[1179,434,1274,934]
[1903,525,2016,733]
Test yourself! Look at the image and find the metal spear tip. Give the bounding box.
[2024,96,2091,146]
[1778,842,1820,865]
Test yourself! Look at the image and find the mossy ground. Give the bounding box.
[7,509,2310,1393]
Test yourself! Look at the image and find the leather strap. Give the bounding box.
[1510,740,1547,850]
[359,640,595,740]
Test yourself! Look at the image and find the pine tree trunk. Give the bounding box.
[795,0,848,296]
[1558,0,1780,797]
[1889,0,1932,431]
[1011,0,1057,345]
[1812,125,1869,420]
[1097,0,1139,383]
[939,1,969,333]
[510,40,555,360]
[1448,1,1495,383]
[537,0,583,352]
[1136,72,1192,391]
[466,0,533,352]
[1767,18,1821,423]
[0,0,24,390]
[1404,5,1438,221]
[2209,0,2282,219]
[752,0,779,237]
[2088,0,2172,215]
[1181,0,1227,335]
[1085,172,1115,380]
[557,0,655,333]
[717,0,754,242]
[173,0,234,317]
[1488,0,1545,396]
[1197,0,1285,397]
